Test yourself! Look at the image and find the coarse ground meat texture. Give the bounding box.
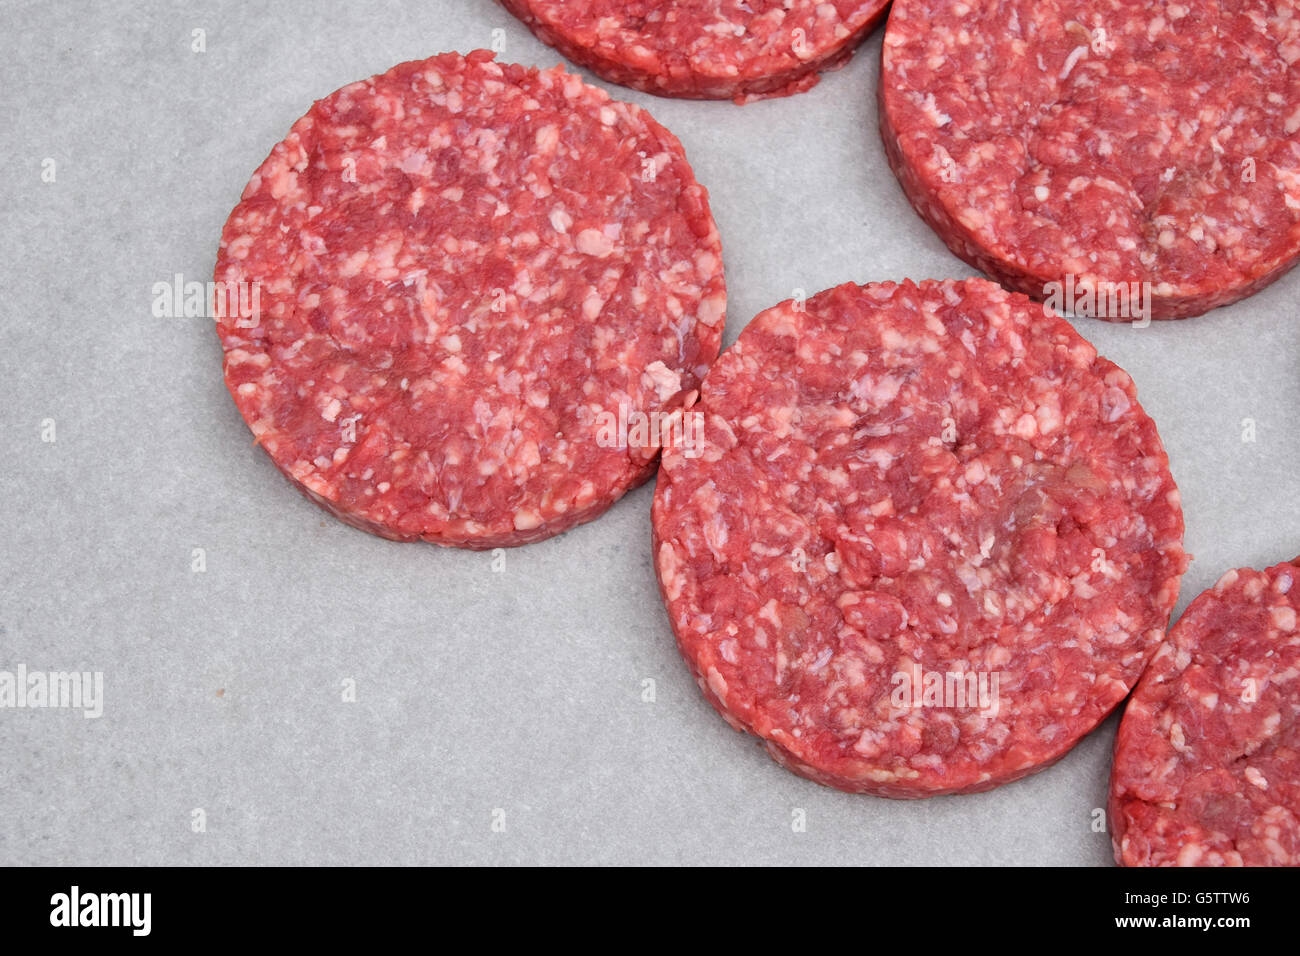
[1110,558,1300,866]
[652,278,1188,797]
[879,1,1300,320]
[500,1,890,102]
[215,51,725,549]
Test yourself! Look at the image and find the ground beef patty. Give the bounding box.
[1111,558,1300,866]
[880,1,1300,320]
[501,1,889,102]
[215,51,725,549]
[652,278,1187,796]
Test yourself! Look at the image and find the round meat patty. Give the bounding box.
[500,0,890,102]
[879,0,1300,320]
[1111,558,1300,866]
[652,278,1187,796]
[215,51,725,548]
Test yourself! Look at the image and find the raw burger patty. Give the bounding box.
[880,0,1300,320]
[500,1,890,102]
[1111,558,1300,866]
[215,51,725,549]
[652,278,1187,796]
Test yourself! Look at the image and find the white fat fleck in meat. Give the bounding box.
[512,508,542,531]
[1058,45,1087,80]
[918,91,952,127]
[707,667,728,703]
[641,360,682,402]
[1034,401,1062,434]
[575,228,615,257]
[581,292,607,320]
[702,511,729,558]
